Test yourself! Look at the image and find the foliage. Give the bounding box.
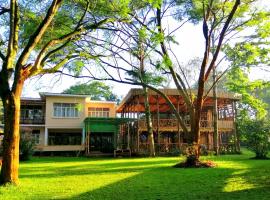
[62,81,119,101]
[226,67,269,118]
[238,119,270,159]
[19,136,34,161]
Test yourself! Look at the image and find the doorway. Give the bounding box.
[90,132,114,153]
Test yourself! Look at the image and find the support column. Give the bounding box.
[177,96,181,149]
[233,100,240,152]
[82,127,85,145]
[127,122,130,149]
[44,127,48,146]
[137,95,140,153]
[156,95,160,150]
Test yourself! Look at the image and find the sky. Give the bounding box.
[22,0,270,99]
[22,22,206,98]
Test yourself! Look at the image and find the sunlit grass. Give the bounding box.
[0,150,270,199]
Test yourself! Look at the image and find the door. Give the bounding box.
[90,132,114,153]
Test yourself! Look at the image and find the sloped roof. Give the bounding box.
[117,88,241,113]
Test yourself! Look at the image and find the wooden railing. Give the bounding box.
[138,119,234,130]
[138,143,189,154]
[138,142,238,155]
[218,120,234,129]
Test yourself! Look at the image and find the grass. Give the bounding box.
[0,150,270,200]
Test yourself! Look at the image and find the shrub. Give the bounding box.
[200,144,208,156]
[20,136,34,161]
[242,119,270,159]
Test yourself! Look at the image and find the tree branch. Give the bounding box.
[205,0,241,81]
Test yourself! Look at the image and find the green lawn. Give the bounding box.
[0,150,270,200]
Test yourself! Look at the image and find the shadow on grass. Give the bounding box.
[19,158,180,179]
[66,167,270,200]
[64,158,270,200]
[17,155,270,200]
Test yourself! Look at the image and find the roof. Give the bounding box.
[21,97,42,101]
[87,100,116,104]
[21,97,45,105]
[39,92,91,99]
[117,88,241,113]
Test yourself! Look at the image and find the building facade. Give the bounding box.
[116,89,241,155]
[0,88,240,156]
[5,93,117,155]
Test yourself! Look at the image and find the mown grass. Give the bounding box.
[0,150,270,200]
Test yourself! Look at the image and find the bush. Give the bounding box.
[242,119,270,159]
[20,137,34,161]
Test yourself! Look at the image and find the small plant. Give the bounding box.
[20,136,34,161]
[200,144,208,156]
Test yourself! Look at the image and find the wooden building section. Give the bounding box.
[116,88,241,155]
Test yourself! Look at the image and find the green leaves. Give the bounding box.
[63,81,119,101]
[226,67,269,119]
[238,118,270,159]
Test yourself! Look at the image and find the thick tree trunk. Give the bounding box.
[0,94,21,184]
[142,86,155,157]
[0,83,23,185]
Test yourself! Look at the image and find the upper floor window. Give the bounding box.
[88,107,109,118]
[53,103,79,118]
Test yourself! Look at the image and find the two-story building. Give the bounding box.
[19,93,117,155]
[115,88,241,155]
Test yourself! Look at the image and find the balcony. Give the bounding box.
[20,117,45,125]
[138,119,234,131]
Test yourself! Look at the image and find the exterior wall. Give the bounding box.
[36,128,84,152]
[85,101,116,118]
[45,96,88,129]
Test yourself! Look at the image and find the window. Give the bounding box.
[32,130,40,145]
[53,103,79,118]
[88,107,109,118]
[48,132,81,145]
[21,105,44,122]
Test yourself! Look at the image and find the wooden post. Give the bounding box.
[177,95,181,149]
[137,95,140,152]
[233,100,240,152]
[127,122,130,149]
[156,95,160,153]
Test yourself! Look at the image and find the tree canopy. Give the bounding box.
[63,81,119,102]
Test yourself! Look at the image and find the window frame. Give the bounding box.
[88,107,110,118]
[53,103,79,118]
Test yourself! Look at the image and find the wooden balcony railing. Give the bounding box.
[138,143,189,154]
[138,119,234,130]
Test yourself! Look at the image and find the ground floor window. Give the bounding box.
[220,132,233,144]
[48,132,81,145]
[32,130,40,145]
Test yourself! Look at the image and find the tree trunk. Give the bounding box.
[0,94,21,184]
[233,101,241,153]
[0,83,23,185]
[142,86,155,157]
[213,67,219,155]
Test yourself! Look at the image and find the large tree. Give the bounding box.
[0,0,128,185]
[63,81,119,102]
[53,0,266,165]
[69,0,262,163]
